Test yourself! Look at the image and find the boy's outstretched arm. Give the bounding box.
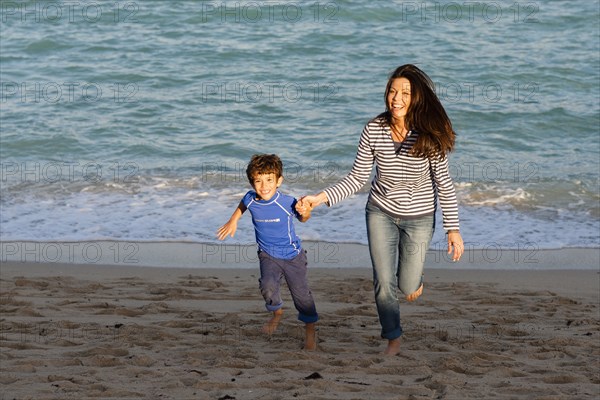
[217,201,247,240]
[295,198,312,223]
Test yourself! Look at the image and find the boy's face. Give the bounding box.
[251,173,283,201]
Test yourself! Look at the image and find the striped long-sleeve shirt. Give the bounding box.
[324,117,460,231]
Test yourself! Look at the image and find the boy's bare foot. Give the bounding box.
[384,338,401,356]
[304,323,317,351]
[262,309,283,335]
[406,283,423,302]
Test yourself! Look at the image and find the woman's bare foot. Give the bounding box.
[304,323,317,351]
[384,338,401,356]
[262,309,283,335]
[406,283,423,302]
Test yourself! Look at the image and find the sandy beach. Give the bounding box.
[1,250,599,399]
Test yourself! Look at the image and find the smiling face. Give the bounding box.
[251,173,283,201]
[386,77,412,123]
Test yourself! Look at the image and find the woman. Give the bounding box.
[299,64,464,355]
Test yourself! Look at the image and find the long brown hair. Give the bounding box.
[380,64,456,157]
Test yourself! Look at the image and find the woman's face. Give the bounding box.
[387,77,412,121]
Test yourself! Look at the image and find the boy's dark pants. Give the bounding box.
[258,250,318,324]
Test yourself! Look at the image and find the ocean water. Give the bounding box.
[1,0,599,252]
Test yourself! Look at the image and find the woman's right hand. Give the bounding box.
[299,192,329,208]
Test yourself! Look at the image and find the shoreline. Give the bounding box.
[2,262,599,300]
[1,240,599,269]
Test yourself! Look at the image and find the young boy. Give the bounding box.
[217,154,318,350]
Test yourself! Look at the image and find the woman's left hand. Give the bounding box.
[447,231,464,262]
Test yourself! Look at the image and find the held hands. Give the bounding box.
[295,197,313,220]
[297,193,327,210]
[447,230,464,262]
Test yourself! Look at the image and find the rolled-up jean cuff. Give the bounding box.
[298,313,318,324]
[266,302,283,312]
[382,328,402,340]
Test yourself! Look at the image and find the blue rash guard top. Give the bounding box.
[242,190,302,260]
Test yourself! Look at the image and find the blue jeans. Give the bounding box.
[258,250,319,324]
[366,201,434,340]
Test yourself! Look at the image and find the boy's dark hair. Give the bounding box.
[246,154,283,183]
